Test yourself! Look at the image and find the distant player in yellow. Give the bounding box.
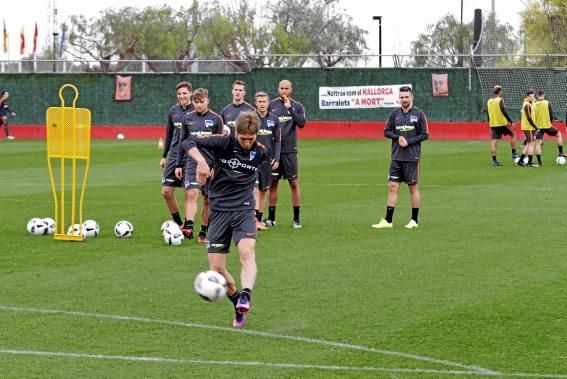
[533,89,564,165]
[487,85,518,166]
[516,90,539,167]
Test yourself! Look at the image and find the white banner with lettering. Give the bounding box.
[319,84,412,109]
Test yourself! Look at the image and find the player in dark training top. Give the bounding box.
[182,111,269,328]
[175,88,223,242]
[253,91,281,230]
[160,82,194,227]
[220,80,255,135]
[266,80,306,229]
[372,86,429,230]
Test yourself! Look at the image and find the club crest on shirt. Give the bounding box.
[205,119,214,127]
[410,115,418,123]
[249,151,256,160]
[267,120,275,128]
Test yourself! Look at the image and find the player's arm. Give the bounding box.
[384,112,398,140]
[272,119,282,168]
[548,102,554,123]
[288,102,306,128]
[162,113,175,159]
[175,118,189,169]
[406,112,429,145]
[182,135,227,185]
[524,104,538,129]
[500,100,513,123]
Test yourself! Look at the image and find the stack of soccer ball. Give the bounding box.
[26,218,100,239]
[161,220,184,246]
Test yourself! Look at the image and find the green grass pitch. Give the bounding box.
[0,139,565,378]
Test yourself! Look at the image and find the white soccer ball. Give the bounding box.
[67,223,87,238]
[114,220,133,238]
[42,217,55,235]
[556,156,566,165]
[116,133,125,140]
[163,227,184,246]
[160,220,180,234]
[194,270,228,302]
[82,219,100,237]
[222,124,231,136]
[27,217,47,235]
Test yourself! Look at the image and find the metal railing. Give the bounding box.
[1,54,566,73]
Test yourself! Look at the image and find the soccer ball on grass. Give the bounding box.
[82,219,100,237]
[194,271,228,301]
[556,156,566,165]
[163,227,185,246]
[114,220,133,238]
[67,223,87,238]
[27,217,47,235]
[42,217,55,235]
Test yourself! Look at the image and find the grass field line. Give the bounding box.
[0,348,489,376]
[0,304,497,375]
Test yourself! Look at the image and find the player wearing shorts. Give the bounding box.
[160,82,194,227]
[0,90,16,140]
[220,80,255,135]
[533,89,564,165]
[266,80,306,229]
[516,90,539,167]
[182,111,269,328]
[175,88,223,242]
[253,92,281,230]
[372,86,429,229]
[487,85,518,166]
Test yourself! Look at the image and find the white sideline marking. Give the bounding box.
[0,304,496,375]
[0,348,483,376]
[0,350,565,378]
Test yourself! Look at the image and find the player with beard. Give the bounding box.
[372,86,429,229]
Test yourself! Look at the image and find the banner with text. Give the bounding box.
[319,84,412,109]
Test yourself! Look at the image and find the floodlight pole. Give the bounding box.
[372,16,382,68]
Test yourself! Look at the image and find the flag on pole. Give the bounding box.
[20,26,25,55]
[33,22,38,54]
[2,20,7,54]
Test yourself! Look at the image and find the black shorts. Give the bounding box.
[183,162,201,190]
[255,161,272,191]
[206,209,257,254]
[388,160,420,185]
[161,156,183,187]
[272,152,298,181]
[490,126,514,139]
[536,127,558,139]
[523,130,536,142]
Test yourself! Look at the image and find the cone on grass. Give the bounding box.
[157,138,164,149]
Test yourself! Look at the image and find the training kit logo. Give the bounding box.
[205,119,214,128]
[396,125,415,132]
[222,158,257,171]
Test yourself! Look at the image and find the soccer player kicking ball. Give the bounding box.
[182,111,269,328]
[372,86,429,229]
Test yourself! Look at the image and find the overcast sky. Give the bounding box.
[2,0,526,62]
